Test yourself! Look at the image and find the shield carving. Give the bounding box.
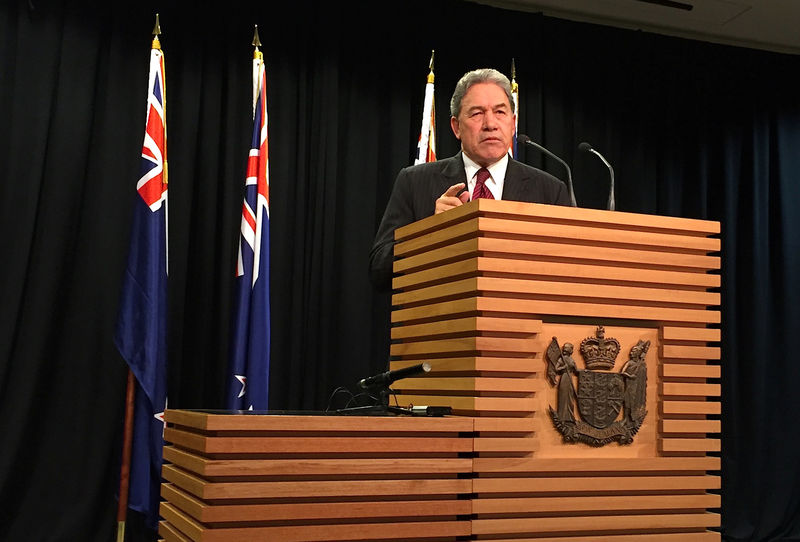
[577,370,624,429]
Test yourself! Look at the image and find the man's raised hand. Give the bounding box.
[435,183,470,214]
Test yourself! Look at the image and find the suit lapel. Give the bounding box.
[437,152,467,194]
[500,158,528,201]
[443,152,467,180]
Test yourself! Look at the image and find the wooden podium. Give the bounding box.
[158,410,475,541]
[158,200,721,541]
[389,198,721,540]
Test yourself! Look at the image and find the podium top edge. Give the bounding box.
[163,409,475,431]
[394,200,720,242]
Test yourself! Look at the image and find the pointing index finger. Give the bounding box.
[442,183,466,198]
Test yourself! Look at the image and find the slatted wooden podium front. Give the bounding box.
[389,199,722,541]
[159,410,475,541]
[158,199,721,541]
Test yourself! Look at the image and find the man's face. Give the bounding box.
[450,82,516,167]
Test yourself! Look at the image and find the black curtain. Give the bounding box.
[1,0,799,540]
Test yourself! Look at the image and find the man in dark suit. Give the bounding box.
[369,68,571,290]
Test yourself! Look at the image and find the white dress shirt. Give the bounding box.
[462,152,509,200]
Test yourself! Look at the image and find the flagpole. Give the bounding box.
[115,16,162,542]
[115,370,136,542]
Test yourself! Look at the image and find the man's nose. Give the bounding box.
[483,112,498,129]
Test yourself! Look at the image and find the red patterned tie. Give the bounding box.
[473,167,494,200]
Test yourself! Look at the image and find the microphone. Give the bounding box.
[517,134,577,207]
[578,142,615,211]
[358,362,431,390]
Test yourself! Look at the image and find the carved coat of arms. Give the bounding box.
[546,326,650,446]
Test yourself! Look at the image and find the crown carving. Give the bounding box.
[579,326,621,370]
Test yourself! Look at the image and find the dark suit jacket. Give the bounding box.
[369,152,571,290]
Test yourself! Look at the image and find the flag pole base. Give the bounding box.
[116,520,126,542]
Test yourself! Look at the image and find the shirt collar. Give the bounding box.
[461,152,509,200]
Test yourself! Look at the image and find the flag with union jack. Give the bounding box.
[113,37,168,529]
[227,44,270,410]
[414,51,436,165]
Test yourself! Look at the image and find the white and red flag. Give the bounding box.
[414,51,436,164]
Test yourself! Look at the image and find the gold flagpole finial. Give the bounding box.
[151,13,162,49]
[252,25,263,60]
[510,58,518,92]
[427,49,435,83]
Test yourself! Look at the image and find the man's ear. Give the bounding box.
[450,116,460,140]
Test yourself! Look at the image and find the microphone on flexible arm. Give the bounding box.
[578,142,615,211]
[358,362,431,390]
[517,133,577,207]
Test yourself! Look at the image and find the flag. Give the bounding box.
[113,36,168,529]
[227,43,270,410]
[414,51,436,165]
[509,59,519,158]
